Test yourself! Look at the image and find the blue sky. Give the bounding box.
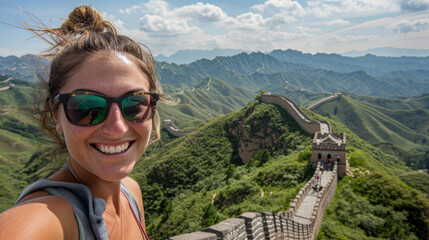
[1,0,428,57]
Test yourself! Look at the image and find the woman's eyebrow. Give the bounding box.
[72,88,102,93]
[72,88,147,95]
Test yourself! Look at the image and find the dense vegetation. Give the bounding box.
[132,101,313,239]
[157,77,254,130]
[319,148,429,239]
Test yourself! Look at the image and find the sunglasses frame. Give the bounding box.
[52,91,160,126]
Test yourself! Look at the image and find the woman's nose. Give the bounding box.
[101,103,129,137]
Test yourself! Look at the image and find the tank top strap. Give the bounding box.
[120,183,142,222]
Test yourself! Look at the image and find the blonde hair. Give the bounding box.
[25,5,163,149]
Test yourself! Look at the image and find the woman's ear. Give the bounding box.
[50,100,63,133]
[55,119,63,133]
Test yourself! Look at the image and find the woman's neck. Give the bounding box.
[66,157,123,207]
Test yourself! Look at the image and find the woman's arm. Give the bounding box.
[0,195,78,240]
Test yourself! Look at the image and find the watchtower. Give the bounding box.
[311,132,347,177]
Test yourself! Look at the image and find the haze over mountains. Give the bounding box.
[152,47,429,64]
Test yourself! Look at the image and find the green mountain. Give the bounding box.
[158,77,254,130]
[310,93,429,170]
[135,97,428,239]
[0,77,47,210]
[132,100,313,239]
[157,51,429,98]
[0,55,48,82]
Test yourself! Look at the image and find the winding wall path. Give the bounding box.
[307,92,342,111]
[169,93,343,240]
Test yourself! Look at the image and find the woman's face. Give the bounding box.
[55,53,152,181]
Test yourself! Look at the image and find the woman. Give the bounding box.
[0,5,162,240]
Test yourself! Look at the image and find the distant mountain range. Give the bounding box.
[3,51,429,98]
[342,47,429,57]
[154,47,429,64]
[156,50,429,97]
[0,55,48,82]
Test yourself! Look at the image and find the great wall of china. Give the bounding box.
[0,77,15,91]
[168,93,347,240]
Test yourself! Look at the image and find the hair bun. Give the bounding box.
[60,5,113,34]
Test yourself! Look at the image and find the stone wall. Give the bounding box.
[162,119,192,137]
[307,92,342,111]
[310,163,337,238]
[169,163,339,240]
[261,94,321,135]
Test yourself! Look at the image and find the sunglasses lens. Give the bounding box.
[67,94,107,125]
[122,94,153,121]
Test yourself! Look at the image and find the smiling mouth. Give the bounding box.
[93,141,133,154]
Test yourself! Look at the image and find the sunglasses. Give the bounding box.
[52,91,159,126]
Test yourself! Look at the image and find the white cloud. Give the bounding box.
[175,2,228,23]
[119,5,142,14]
[140,15,200,36]
[141,0,170,16]
[307,0,400,18]
[252,0,305,16]
[234,12,295,30]
[389,18,429,33]
[100,1,428,56]
[325,19,351,26]
[295,26,322,33]
[103,12,126,29]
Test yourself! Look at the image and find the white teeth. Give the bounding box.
[109,146,115,153]
[96,142,131,154]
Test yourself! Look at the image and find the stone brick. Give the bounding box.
[168,231,217,240]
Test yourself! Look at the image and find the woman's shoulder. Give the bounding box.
[0,191,78,240]
[122,176,143,201]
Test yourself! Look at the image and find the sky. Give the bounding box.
[0,0,428,57]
